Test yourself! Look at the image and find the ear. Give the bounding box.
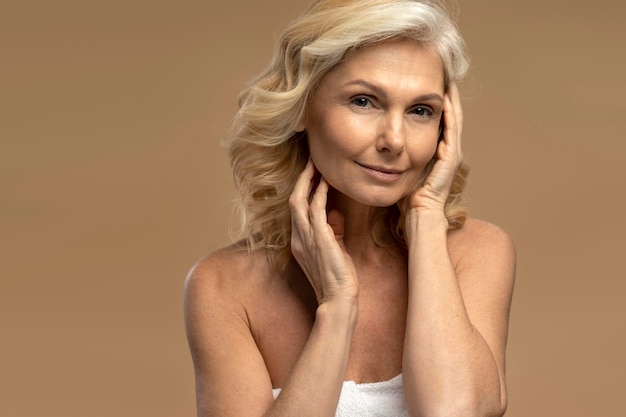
[295,118,306,133]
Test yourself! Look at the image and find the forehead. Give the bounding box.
[319,38,444,92]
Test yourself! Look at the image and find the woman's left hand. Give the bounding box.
[402,81,464,215]
[398,82,463,239]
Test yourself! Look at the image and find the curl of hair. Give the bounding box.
[227,0,470,270]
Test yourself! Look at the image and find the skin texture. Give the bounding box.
[184,39,516,417]
[304,41,443,209]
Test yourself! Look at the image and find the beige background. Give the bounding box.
[2,0,625,416]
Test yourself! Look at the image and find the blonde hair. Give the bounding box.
[227,0,470,270]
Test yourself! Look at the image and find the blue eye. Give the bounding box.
[351,97,371,108]
[411,106,434,117]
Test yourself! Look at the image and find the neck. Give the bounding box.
[327,188,397,258]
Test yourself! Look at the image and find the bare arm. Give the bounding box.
[403,216,515,417]
[401,83,516,417]
[184,163,359,417]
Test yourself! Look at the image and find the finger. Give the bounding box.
[289,160,316,230]
[440,88,461,162]
[293,159,316,201]
[449,82,463,130]
[437,94,454,160]
[309,177,346,252]
[446,82,463,154]
[309,176,329,230]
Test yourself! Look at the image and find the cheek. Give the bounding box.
[307,118,359,163]
[306,133,331,167]
[306,135,335,182]
[411,139,439,167]
[307,141,345,186]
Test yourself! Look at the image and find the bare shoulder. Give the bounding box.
[185,243,271,303]
[186,243,258,284]
[446,222,515,408]
[448,217,516,272]
[447,218,516,313]
[183,243,261,343]
[184,244,276,415]
[183,244,274,339]
[448,217,515,250]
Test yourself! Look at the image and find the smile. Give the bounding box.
[356,162,404,181]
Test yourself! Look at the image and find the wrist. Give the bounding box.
[406,206,448,226]
[316,297,359,331]
[411,208,448,224]
[404,208,449,246]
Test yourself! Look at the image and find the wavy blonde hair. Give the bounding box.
[227,0,470,270]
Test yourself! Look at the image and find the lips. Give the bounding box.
[356,162,404,175]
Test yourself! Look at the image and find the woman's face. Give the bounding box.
[303,38,445,207]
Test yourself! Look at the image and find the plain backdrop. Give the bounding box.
[2,1,625,416]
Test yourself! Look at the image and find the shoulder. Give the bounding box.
[448,217,514,245]
[448,217,516,262]
[184,244,275,322]
[185,243,274,296]
[447,217,516,289]
[183,245,278,414]
[183,244,277,361]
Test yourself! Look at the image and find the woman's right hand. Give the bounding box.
[289,160,359,306]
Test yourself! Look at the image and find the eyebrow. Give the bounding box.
[343,79,444,103]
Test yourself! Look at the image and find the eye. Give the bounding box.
[351,96,372,108]
[411,106,434,117]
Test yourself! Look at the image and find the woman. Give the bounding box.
[184,1,516,416]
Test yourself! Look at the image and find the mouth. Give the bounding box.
[356,162,404,181]
[356,162,404,175]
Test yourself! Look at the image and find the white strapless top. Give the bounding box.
[272,374,407,417]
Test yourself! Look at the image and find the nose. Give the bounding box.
[376,112,405,155]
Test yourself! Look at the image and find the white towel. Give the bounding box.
[272,374,407,417]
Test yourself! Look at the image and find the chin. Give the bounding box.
[359,194,401,208]
[332,185,404,208]
[370,199,404,209]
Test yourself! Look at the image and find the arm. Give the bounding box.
[184,162,359,417]
[184,254,275,417]
[401,84,516,417]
